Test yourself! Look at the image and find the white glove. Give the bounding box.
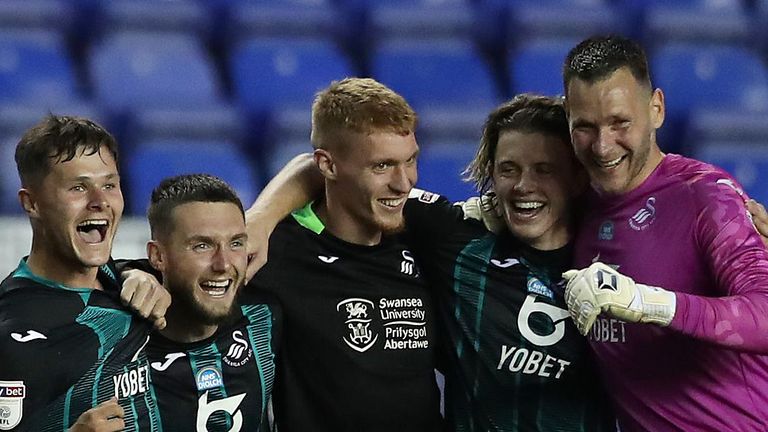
[457,193,505,234]
[562,262,677,336]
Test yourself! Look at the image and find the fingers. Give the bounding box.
[121,270,169,325]
[246,251,268,283]
[748,199,768,246]
[69,398,125,432]
[562,269,579,280]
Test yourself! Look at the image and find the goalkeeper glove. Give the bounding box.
[457,193,505,234]
[562,262,676,336]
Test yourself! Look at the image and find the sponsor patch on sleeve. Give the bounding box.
[408,188,440,204]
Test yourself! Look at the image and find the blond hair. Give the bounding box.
[311,78,417,150]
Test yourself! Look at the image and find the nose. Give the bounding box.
[87,187,110,210]
[390,164,416,193]
[513,169,535,193]
[211,247,232,273]
[592,127,615,156]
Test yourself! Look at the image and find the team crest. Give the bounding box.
[0,381,25,430]
[336,298,378,353]
[223,330,253,368]
[628,197,657,231]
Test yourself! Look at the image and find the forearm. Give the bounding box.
[245,153,322,230]
[670,290,768,353]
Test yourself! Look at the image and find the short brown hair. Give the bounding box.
[15,114,118,187]
[310,78,417,150]
[465,94,571,193]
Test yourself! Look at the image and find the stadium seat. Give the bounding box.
[417,140,479,202]
[684,108,768,152]
[0,136,21,214]
[692,141,768,205]
[89,31,223,114]
[509,38,576,96]
[417,107,486,143]
[225,0,340,43]
[0,30,79,104]
[124,140,260,215]
[0,0,73,32]
[123,105,246,153]
[100,0,212,36]
[260,107,312,178]
[0,102,104,142]
[371,39,499,110]
[652,43,768,152]
[367,2,476,43]
[229,38,354,115]
[641,2,749,47]
[507,2,624,45]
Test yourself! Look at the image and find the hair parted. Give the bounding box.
[311,77,417,149]
[464,93,571,193]
[15,114,118,187]
[563,35,651,94]
[147,174,244,240]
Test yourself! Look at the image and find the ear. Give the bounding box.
[313,148,337,180]
[18,188,39,218]
[147,240,166,273]
[649,88,665,129]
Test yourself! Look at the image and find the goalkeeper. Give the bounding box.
[561,35,768,432]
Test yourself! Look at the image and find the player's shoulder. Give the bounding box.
[407,188,447,206]
[666,154,747,202]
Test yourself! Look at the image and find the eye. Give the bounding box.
[231,239,245,249]
[193,243,211,251]
[537,165,554,175]
[70,184,86,192]
[104,183,116,190]
[373,162,391,171]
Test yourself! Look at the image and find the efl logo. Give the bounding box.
[0,381,25,430]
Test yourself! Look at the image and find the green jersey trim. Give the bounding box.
[291,201,325,234]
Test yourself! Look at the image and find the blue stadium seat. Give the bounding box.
[0,30,79,104]
[100,0,212,36]
[0,102,104,141]
[89,31,223,113]
[367,2,476,43]
[261,107,312,178]
[641,2,749,46]
[417,107,485,143]
[371,39,498,110]
[685,108,768,151]
[230,38,354,115]
[225,0,340,43]
[507,2,624,45]
[0,136,22,214]
[417,140,478,202]
[123,105,246,153]
[263,139,311,179]
[124,140,260,215]
[692,141,768,205]
[509,38,576,96]
[0,0,73,32]
[652,43,768,152]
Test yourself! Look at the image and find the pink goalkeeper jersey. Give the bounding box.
[574,154,768,432]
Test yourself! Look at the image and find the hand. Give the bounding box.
[120,269,170,330]
[245,211,275,282]
[458,193,505,234]
[562,262,677,335]
[747,199,768,248]
[68,397,124,432]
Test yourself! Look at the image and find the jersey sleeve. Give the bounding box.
[669,177,768,352]
[404,188,480,248]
